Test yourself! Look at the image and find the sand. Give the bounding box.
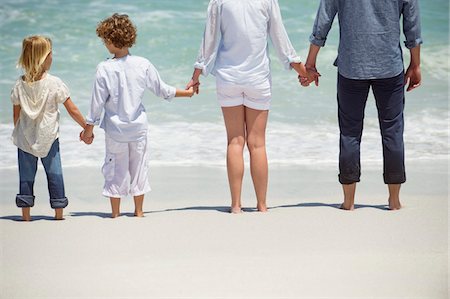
[0,161,448,298]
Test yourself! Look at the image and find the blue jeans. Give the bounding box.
[16,139,68,209]
[337,72,406,185]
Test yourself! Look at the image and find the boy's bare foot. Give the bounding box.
[54,208,64,220]
[340,203,355,211]
[22,207,31,221]
[134,211,144,217]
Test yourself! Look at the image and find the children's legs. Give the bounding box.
[245,107,269,212]
[133,195,144,217]
[41,139,68,220]
[21,207,31,221]
[388,184,401,210]
[129,138,151,217]
[110,197,121,218]
[221,106,246,213]
[341,183,356,210]
[17,148,38,221]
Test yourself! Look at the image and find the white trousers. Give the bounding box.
[102,134,151,198]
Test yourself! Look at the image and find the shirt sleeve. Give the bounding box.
[86,65,109,126]
[56,78,70,104]
[145,62,176,101]
[193,0,221,77]
[268,0,301,70]
[10,80,20,106]
[309,0,338,47]
[402,0,423,49]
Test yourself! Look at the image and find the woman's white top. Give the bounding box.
[11,73,69,158]
[86,55,176,143]
[194,0,301,85]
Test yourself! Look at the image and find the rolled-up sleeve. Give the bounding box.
[86,65,109,126]
[146,62,176,101]
[402,0,423,49]
[194,0,221,76]
[268,0,301,70]
[309,0,338,47]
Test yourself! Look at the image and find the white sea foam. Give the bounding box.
[0,110,447,170]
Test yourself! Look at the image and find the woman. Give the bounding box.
[187,0,317,213]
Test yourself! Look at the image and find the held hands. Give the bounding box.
[79,129,94,145]
[186,77,200,95]
[299,65,321,87]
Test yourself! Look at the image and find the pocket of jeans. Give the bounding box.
[102,154,115,181]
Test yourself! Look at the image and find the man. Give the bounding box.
[302,0,422,210]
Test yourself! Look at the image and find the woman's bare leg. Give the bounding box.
[222,106,246,213]
[245,107,269,212]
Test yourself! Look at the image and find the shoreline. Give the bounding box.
[0,161,448,298]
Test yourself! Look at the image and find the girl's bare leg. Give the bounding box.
[245,107,269,212]
[54,208,64,220]
[222,106,246,213]
[22,207,31,221]
[110,197,121,218]
[134,195,144,217]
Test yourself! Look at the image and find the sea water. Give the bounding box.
[0,0,448,169]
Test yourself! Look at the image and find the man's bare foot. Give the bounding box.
[111,213,120,218]
[257,203,268,212]
[54,208,64,220]
[388,197,402,210]
[340,203,354,211]
[134,211,144,217]
[22,207,31,221]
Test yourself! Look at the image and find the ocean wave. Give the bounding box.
[0,111,447,169]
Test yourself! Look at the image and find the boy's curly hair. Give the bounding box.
[96,13,137,49]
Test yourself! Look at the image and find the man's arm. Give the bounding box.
[405,45,421,91]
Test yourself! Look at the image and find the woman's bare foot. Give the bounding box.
[22,207,31,221]
[54,208,64,220]
[257,203,268,212]
[230,206,242,214]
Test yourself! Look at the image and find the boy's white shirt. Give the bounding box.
[194,0,301,85]
[11,73,69,158]
[86,55,176,142]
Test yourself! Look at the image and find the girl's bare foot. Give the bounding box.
[22,207,31,221]
[54,208,64,220]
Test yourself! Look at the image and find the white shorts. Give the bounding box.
[216,79,272,110]
[102,134,151,198]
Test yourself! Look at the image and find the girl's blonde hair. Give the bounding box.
[18,35,52,83]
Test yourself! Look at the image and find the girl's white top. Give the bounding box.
[11,73,69,158]
[194,0,301,85]
[86,55,176,142]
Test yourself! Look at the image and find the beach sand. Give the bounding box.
[0,161,448,298]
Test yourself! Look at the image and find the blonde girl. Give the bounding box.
[11,35,88,221]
